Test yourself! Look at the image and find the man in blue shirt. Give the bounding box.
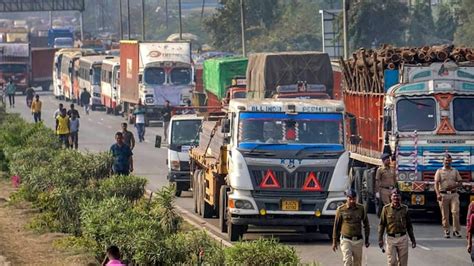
[110,132,134,175]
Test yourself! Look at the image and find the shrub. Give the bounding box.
[152,185,182,235]
[225,238,300,266]
[99,175,147,202]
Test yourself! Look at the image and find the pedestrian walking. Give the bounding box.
[80,88,91,115]
[67,103,80,118]
[6,79,16,108]
[56,108,70,148]
[375,154,397,214]
[25,87,35,107]
[53,103,64,119]
[133,101,146,142]
[466,201,474,263]
[435,153,463,238]
[162,100,172,141]
[69,113,80,149]
[110,132,133,175]
[31,94,42,123]
[121,122,135,150]
[332,189,370,266]
[101,245,126,266]
[378,190,416,266]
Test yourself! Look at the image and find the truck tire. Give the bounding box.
[193,170,202,214]
[200,171,214,218]
[91,105,96,111]
[219,185,229,233]
[362,169,376,214]
[227,222,247,241]
[174,182,182,197]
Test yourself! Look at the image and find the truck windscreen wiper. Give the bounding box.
[294,145,329,157]
[248,143,287,153]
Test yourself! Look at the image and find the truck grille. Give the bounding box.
[248,166,333,191]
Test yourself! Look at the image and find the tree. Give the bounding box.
[454,0,474,46]
[407,0,436,46]
[435,3,456,43]
[348,0,408,50]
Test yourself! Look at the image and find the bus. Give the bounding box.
[77,55,113,110]
[100,57,120,115]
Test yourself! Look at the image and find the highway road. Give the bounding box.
[8,91,472,265]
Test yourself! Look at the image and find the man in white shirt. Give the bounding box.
[133,101,146,142]
[53,103,64,119]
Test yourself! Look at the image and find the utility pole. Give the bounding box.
[342,0,348,59]
[201,0,205,19]
[142,0,146,41]
[127,0,131,39]
[49,11,52,27]
[119,0,123,40]
[240,0,246,56]
[165,0,169,29]
[80,12,84,41]
[178,0,183,40]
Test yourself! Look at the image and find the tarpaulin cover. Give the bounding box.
[203,57,248,99]
[246,52,333,99]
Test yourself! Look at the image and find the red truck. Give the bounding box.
[31,48,57,91]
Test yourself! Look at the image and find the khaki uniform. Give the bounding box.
[333,203,370,266]
[379,204,415,266]
[376,166,397,205]
[435,167,462,232]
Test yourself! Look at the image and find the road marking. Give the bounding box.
[417,244,431,251]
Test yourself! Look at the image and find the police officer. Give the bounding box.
[378,190,416,266]
[332,189,370,266]
[435,154,463,238]
[376,154,397,207]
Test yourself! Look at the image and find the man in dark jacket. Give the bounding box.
[80,88,92,115]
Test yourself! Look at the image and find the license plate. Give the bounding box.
[470,195,474,203]
[411,194,425,205]
[281,199,299,211]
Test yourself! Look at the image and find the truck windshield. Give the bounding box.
[144,67,165,85]
[0,64,27,73]
[453,98,474,131]
[92,66,101,85]
[53,38,73,48]
[397,98,436,132]
[171,119,202,146]
[170,68,191,85]
[238,112,343,149]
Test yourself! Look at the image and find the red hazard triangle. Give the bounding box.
[259,169,281,188]
[302,172,323,191]
[436,117,456,135]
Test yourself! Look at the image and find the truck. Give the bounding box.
[0,43,29,93]
[246,52,334,99]
[340,45,474,216]
[48,28,74,48]
[189,98,349,241]
[31,48,57,91]
[155,114,203,197]
[100,57,121,115]
[120,41,194,126]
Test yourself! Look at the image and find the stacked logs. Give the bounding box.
[339,45,474,93]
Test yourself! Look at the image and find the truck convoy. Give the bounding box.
[340,45,474,215]
[120,41,193,125]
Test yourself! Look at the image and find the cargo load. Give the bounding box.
[203,57,248,100]
[246,52,333,99]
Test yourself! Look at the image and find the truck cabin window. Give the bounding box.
[397,98,436,132]
[453,98,474,131]
[0,64,27,73]
[92,66,101,85]
[144,67,165,85]
[232,91,246,99]
[171,120,202,146]
[238,113,343,145]
[170,68,191,85]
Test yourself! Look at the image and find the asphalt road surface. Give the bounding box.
[7,91,472,265]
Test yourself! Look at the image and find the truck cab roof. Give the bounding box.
[228,98,344,113]
[171,114,203,121]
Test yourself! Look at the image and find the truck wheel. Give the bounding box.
[219,185,229,233]
[193,170,202,214]
[174,183,182,197]
[362,169,376,214]
[227,222,247,241]
[200,171,214,218]
[91,105,96,111]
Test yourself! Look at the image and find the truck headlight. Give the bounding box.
[233,199,254,209]
[170,160,180,171]
[327,200,345,210]
[399,172,407,181]
[408,172,418,181]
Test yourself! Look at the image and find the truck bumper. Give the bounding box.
[167,170,190,183]
[144,106,163,122]
[400,191,473,211]
[230,214,334,226]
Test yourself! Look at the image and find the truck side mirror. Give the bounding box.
[89,69,93,76]
[155,135,162,148]
[221,119,230,133]
[138,74,143,83]
[346,113,358,135]
[383,116,392,131]
[350,135,362,145]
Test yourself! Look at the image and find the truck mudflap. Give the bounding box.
[230,214,334,226]
[167,170,191,182]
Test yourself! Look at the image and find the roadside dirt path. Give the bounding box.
[0,178,96,266]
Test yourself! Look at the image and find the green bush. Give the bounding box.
[225,238,300,266]
[99,175,147,202]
